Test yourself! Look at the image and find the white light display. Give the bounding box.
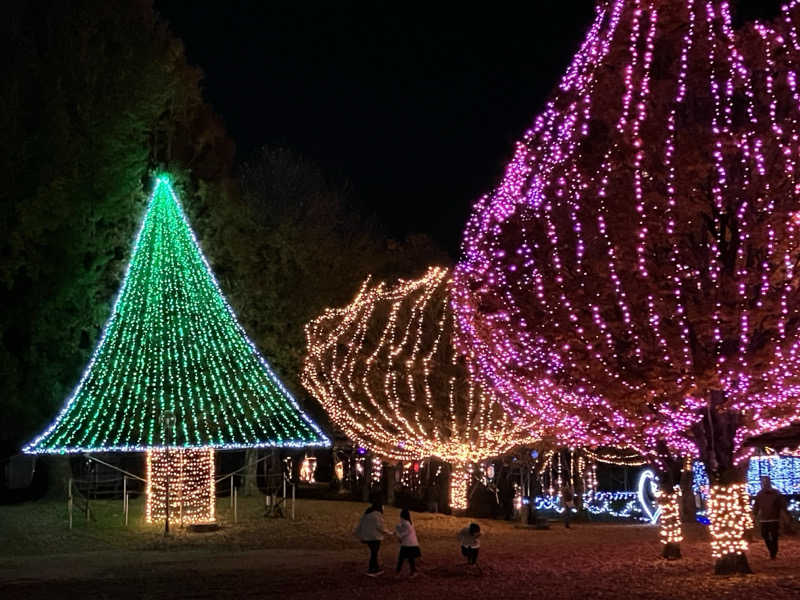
[637,469,661,525]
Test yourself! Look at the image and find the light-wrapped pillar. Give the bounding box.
[450,462,471,511]
[146,448,216,525]
[657,486,683,559]
[707,483,751,574]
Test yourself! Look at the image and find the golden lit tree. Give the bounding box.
[303,266,537,510]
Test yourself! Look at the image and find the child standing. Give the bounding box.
[354,502,393,576]
[457,522,481,566]
[395,508,421,577]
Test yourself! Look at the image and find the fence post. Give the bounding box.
[230,475,234,508]
[123,476,127,525]
[292,481,296,521]
[233,486,238,524]
[68,477,73,530]
[125,493,129,527]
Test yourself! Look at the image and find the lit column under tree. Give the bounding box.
[302,267,537,511]
[452,0,800,573]
[24,176,329,525]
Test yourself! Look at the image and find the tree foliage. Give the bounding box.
[214,147,448,426]
[0,0,233,452]
[453,0,800,465]
[0,1,447,454]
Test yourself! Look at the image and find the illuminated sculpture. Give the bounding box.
[303,266,536,510]
[24,176,328,524]
[299,455,317,483]
[453,0,800,572]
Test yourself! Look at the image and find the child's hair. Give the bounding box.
[469,523,480,535]
[365,501,383,514]
[400,508,412,523]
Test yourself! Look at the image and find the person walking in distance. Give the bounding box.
[753,476,788,560]
[458,522,481,567]
[395,508,421,577]
[562,483,576,528]
[354,501,393,576]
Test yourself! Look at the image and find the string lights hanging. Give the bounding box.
[303,267,537,510]
[452,0,800,571]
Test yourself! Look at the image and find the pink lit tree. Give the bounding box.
[453,0,800,573]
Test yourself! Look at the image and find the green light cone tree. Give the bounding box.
[24,176,328,522]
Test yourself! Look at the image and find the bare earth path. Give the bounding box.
[1,498,798,599]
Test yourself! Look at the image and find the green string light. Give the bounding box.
[25,175,329,453]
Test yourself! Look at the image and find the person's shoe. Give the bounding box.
[367,570,384,577]
[409,572,418,579]
[770,554,777,560]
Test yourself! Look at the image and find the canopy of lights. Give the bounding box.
[303,266,538,509]
[453,0,800,461]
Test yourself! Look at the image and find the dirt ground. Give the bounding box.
[1,497,798,599]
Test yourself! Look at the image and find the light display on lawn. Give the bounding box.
[533,468,668,522]
[745,455,800,495]
[299,456,317,483]
[303,266,537,510]
[694,455,800,497]
[24,176,328,522]
[637,469,661,525]
[452,0,800,572]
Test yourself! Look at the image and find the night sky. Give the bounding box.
[155,1,784,255]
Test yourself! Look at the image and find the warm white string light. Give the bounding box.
[656,485,683,558]
[146,448,215,525]
[303,266,537,510]
[707,483,749,560]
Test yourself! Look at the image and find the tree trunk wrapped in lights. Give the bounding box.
[653,441,687,558]
[707,483,752,574]
[657,486,683,559]
[450,462,471,511]
[23,176,328,524]
[452,0,800,571]
[146,448,216,525]
[303,266,537,511]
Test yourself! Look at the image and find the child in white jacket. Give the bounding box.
[395,508,421,576]
[355,502,393,576]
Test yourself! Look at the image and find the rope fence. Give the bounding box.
[64,453,296,529]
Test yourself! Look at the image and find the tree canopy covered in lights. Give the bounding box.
[25,176,329,453]
[453,0,800,462]
[302,266,537,466]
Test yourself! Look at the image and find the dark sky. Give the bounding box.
[155,1,784,255]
